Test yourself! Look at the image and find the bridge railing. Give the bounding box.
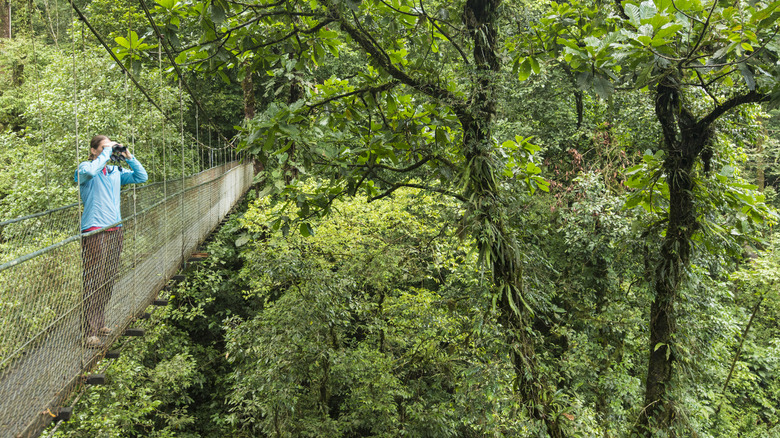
[0,160,253,438]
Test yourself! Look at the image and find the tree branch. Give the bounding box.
[648,46,685,62]
[682,0,717,63]
[234,18,334,55]
[368,182,467,203]
[370,156,434,173]
[695,70,719,106]
[307,81,399,111]
[718,293,765,417]
[178,34,233,66]
[670,0,703,24]
[698,90,769,130]
[377,0,419,17]
[330,5,468,117]
[702,66,738,88]
[177,11,328,52]
[351,162,373,196]
[419,0,470,65]
[225,0,285,9]
[684,27,780,70]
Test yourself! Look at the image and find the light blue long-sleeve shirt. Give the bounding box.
[74,146,148,231]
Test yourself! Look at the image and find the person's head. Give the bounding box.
[89,135,112,160]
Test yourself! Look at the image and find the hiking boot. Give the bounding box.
[84,336,103,349]
[98,327,113,336]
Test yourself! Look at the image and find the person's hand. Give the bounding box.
[121,148,133,159]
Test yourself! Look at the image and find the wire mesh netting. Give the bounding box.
[0,161,253,438]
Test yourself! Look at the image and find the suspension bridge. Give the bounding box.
[0,0,257,436]
[0,161,253,437]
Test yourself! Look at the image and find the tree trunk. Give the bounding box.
[285,73,303,182]
[756,118,766,191]
[242,70,255,121]
[461,0,563,435]
[575,90,583,129]
[0,0,9,39]
[637,80,709,436]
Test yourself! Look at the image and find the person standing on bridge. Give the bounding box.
[75,135,148,349]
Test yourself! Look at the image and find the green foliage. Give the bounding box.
[545,0,780,101]
[113,31,157,76]
[225,188,532,436]
[81,0,146,49]
[51,319,201,437]
[0,36,199,221]
[51,171,780,438]
[520,173,649,435]
[667,237,780,437]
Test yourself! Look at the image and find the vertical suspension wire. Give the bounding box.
[209,126,213,234]
[70,0,86,367]
[196,105,200,174]
[179,76,185,265]
[127,8,139,318]
[158,41,167,291]
[28,11,49,206]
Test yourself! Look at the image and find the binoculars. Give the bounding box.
[109,143,128,166]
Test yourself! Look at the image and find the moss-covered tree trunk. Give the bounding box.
[638,79,710,435]
[638,79,768,435]
[460,0,562,435]
[332,0,563,432]
[241,70,255,121]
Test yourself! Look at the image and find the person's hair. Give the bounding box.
[89,135,108,160]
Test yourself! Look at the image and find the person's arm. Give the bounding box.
[75,147,112,183]
[120,154,148,185]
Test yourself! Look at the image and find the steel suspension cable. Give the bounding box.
[64,0,225,156]
[179,76,185,265]
[137,0,231,147]
[126,9,140,325]
[71,0,83,364]
[66,0,168,122]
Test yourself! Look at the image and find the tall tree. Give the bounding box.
[0,0,9,39]
[545,0,780,434]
